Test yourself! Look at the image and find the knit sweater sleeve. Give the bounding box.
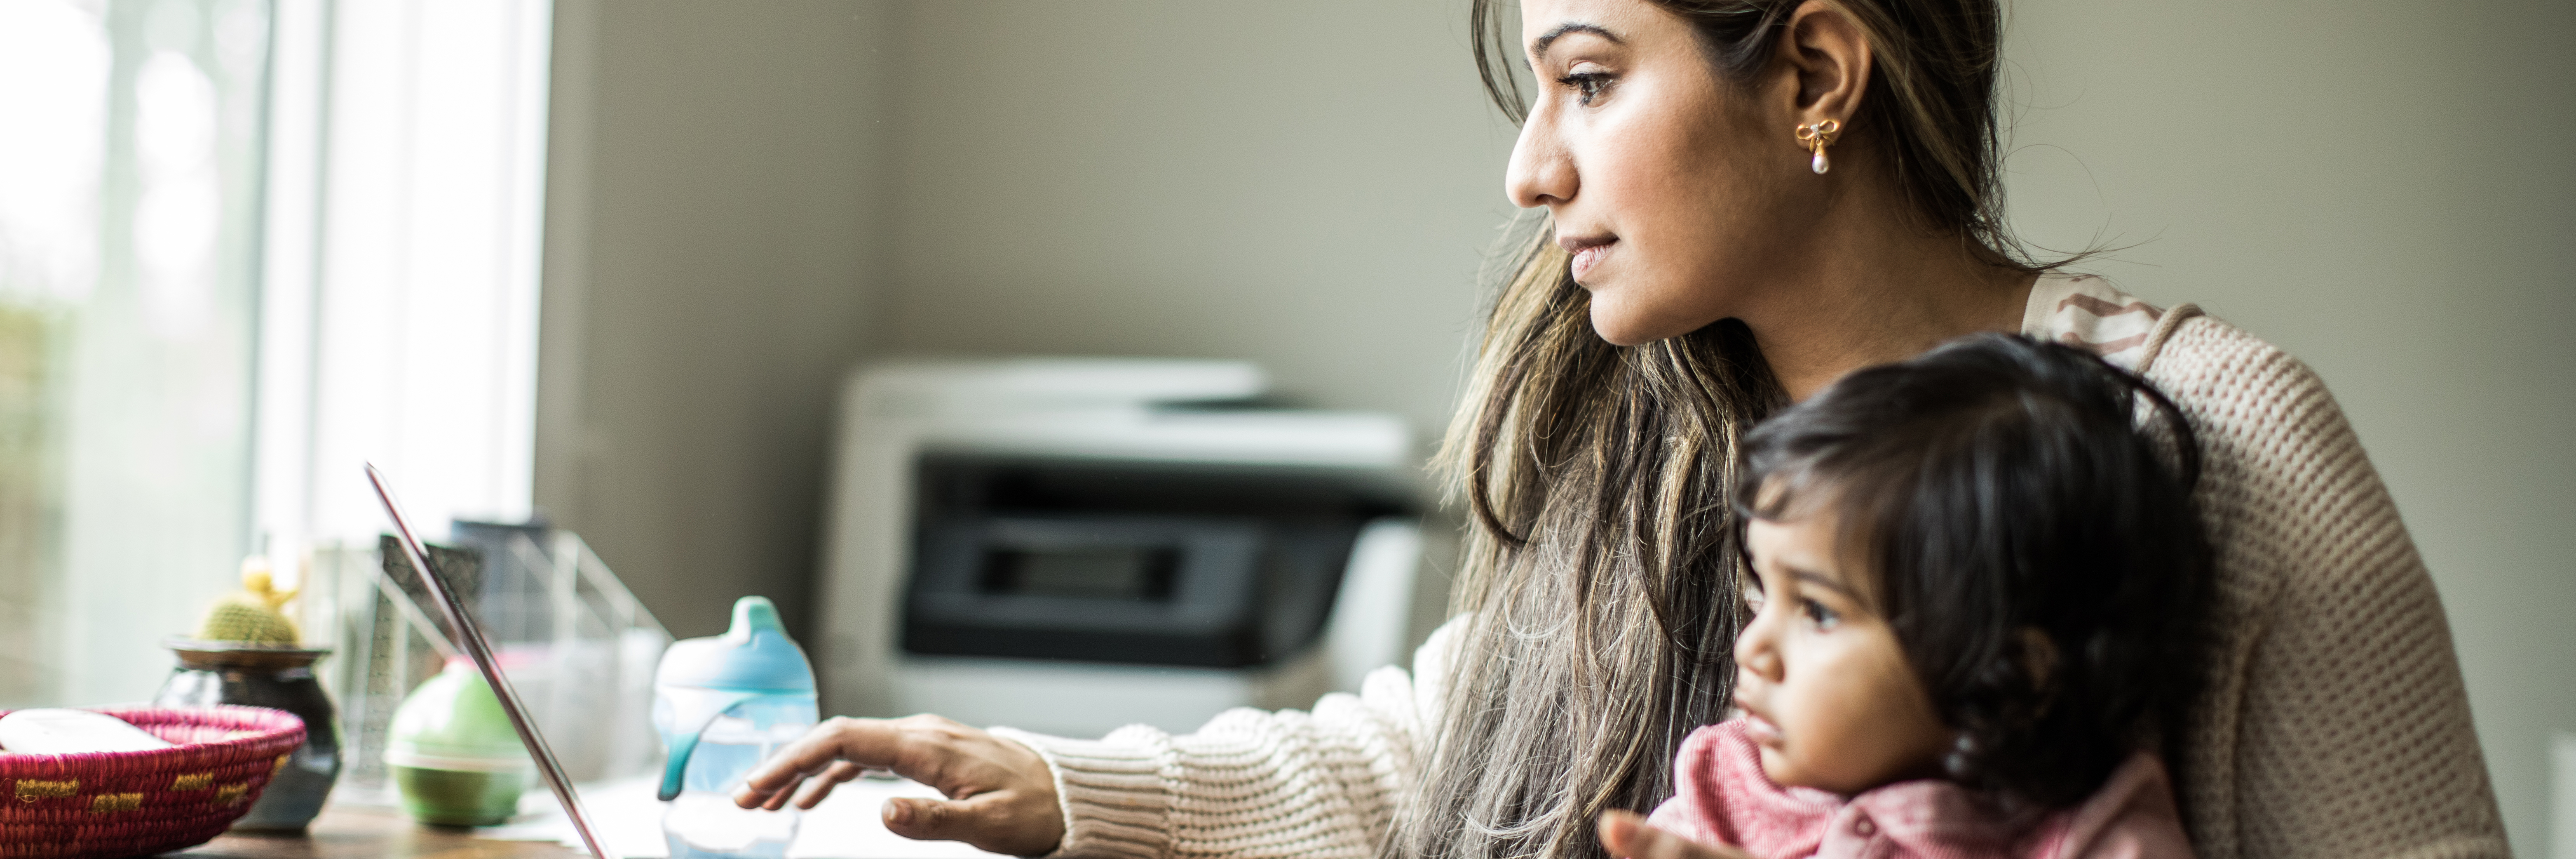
[988,621,1457,859]
[2144,316,2508,859]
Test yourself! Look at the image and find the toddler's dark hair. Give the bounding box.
[1735,333,2211,810]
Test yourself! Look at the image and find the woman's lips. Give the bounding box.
[1568,240,1614,281]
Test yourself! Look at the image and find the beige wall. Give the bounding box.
[534,0,894,641]
[873,0,1518,435]
[539,0,2572,851]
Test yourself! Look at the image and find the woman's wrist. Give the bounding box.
[988,726,1174,859]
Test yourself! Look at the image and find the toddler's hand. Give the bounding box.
[1598,810,1757,859]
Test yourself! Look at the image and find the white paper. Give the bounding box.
[479,776,1008,859]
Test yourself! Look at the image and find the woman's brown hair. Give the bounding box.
[1391,2,2053,858]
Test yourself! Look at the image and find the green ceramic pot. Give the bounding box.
[387,660,529,826]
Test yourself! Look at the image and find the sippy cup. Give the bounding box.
[653,596,818,859]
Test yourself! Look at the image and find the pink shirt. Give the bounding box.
[1645,719,2195,859]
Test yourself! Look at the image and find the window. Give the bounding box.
[0,0,554,707]
[0,0,271,707]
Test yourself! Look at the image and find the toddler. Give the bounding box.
[1626,334,2209,859]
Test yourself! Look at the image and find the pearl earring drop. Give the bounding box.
[1795,119,1842,174]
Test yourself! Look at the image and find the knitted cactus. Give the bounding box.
[194,556,301,645]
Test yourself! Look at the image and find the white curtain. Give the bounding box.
[0,0,270,708]
[0,0,553,706]
[254,0,552,571]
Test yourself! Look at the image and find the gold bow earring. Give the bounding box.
[1795,119,1842,174]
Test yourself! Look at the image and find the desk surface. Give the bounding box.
[174,807,586,859]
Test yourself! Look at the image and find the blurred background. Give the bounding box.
[0,0,2567,854]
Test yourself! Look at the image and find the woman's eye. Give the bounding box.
[1801,599,1840,630]
[1741,585,1765,614]
[1556,72,1612,105]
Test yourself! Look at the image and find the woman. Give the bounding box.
[736,2,2508,858]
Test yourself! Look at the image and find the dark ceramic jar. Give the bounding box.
[155,640,341,831]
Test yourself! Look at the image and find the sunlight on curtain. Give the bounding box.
[0,0,270,707]
[0,0,551,708]
[255,0,551,562]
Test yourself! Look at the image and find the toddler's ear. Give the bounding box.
[2017,626,2060,691]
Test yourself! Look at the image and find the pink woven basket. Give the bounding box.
[0,706,306,859]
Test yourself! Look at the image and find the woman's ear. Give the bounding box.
[1776,0,1874,123]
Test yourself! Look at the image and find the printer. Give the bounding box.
[813,358,1438,737]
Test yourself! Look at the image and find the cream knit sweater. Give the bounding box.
[991,275,2510,859]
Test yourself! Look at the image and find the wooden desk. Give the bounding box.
[171,806,586,859]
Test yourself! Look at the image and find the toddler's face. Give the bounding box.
[1734,511,1952,794]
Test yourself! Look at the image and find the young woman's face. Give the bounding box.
[1735,511,1952,794]
[1508,0,1817,346]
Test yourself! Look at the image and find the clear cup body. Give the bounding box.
[657,693,817,859]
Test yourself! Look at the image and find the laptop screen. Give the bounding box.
[369,463,619,859]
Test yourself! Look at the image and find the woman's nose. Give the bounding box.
[1504,109,1576,210]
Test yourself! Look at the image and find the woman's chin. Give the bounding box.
[1586,305,1694,347]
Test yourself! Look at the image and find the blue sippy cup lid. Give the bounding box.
[655,596,814,694]
[654,596,814,801]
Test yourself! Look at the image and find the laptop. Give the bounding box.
[367,463,619,859]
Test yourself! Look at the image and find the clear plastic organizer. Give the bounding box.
[300,525,671,805]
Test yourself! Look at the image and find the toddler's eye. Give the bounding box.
[1801,599,1839,630]
[1740,580,1766,614]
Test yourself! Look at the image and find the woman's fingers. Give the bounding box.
[737,717,900,808]
[743,777,791,812]
[790,760,868,810]
[727,714,1066,855]
[1598,810,1756,859]
[883,786,1067,857]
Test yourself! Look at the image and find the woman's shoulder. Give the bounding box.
[2142,310,2361,480]
[2144,313,2330,407]
[2111,300,2506,859]
[2029,278,2503,859]
[2128,297,2440,690]
[2025,273,2348,452]
[2033,276,2402,593]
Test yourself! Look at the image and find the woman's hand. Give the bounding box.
[733,714,1064,857]
[1598,810,1757,859]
